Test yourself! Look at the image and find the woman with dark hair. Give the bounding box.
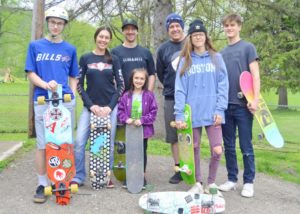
[71,26,124,188]
[174,19,228,195]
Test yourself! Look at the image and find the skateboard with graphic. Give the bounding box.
[37,84,78,205]
[170,104,196,185]
[89,113,111,189]
[240,71,284,148]
[139,191,225,214]
[126,124,144,193]
[113,123,126,182]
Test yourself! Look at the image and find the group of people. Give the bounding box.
[25,6,260,204]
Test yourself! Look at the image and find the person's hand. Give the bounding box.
[45,80,58,92]
[90,105,102,117]
[134,119,142,127]
[98,106,111,117]
[247,99,258,114]
[126,118,134,124]
[175,120,186,129]
[213,114,222,126]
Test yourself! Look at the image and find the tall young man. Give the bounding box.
[156,13,185,184]
[111,19,156,91]
[25,7,78,203]
[218,13,260,198]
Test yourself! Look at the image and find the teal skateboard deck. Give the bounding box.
[171,104,196,185]
[240,71,284,148]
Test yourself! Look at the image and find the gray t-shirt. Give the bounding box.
[221,40,258,106]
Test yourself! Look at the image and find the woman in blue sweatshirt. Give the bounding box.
[174,19,228,194]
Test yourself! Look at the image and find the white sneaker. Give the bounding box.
[241,183,254,198]
[188,182,204,193]
[218,181,237,192]
[205,183,223,197]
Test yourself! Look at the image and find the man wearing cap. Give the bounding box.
[111,19,156,91]
[25,6,79,203]
[156,13,185,184]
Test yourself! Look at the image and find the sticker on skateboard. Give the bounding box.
[38,84,78,205]
[240,71,284,148]
[89,113,111,189]
[170,104,196,185]
[139,191,225,214]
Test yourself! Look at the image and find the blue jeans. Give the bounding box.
[72,105,118,184]
[221,104,255,184]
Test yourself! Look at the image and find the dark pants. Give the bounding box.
[222,104,255,184]
[144,138,148,173]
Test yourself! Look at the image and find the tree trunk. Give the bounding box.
[277,86,288,109]
[152,0,172,138]
[28,0,45,138]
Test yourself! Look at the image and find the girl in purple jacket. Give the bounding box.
[118,68,158,187]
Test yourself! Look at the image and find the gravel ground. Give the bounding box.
[0,150,299,214]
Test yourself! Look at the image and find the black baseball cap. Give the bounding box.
[122,19,138,31]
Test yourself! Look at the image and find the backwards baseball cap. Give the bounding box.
[165,13,184,31]
[188,19,207,35]
[122,19,138,31]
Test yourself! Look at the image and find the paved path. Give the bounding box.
[0,150,299,214]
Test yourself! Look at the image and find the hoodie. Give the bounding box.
[174,51,229,128]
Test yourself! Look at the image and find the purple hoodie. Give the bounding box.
[118,90,158,138]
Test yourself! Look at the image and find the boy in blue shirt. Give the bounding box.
[25,6,78,203]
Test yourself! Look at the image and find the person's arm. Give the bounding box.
[140,92,158,125]
[156,48,164,84]
[76,55,94,110]
[148,75,156,91]
[69,76,77,96]
[248,60,260,114]
[214,54,229,126]
[146,50,156,91]
[27,72,57,91]
[117,93,130,124]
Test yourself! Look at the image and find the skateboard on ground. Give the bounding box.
[240,71,284,148]
[89,113,111,189]
[126,124,144,193]
[38,84,78,205]
[139,191,225,214]
[113,123,126,182]
[170,104,196,185]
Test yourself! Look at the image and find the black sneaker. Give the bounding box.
[33,185,47,203]
[169,172,183,184]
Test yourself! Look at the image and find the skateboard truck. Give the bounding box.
[174,164,192,175]
[114,161,125,169]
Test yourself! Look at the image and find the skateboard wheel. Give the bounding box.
[64,94,71,102]
[107,170,111,176]
[174,166,180,172]
[90,123,96,130]
[70,184,78,193]
[107,123,111,130]
[44,186,52,196]
[37,96,46,105]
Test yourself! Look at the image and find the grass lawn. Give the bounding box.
[0,82,299,184]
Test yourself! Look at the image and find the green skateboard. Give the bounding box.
[170,104,196,185]
[113,124,126,182]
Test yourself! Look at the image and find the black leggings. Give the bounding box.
[144,138,148,172]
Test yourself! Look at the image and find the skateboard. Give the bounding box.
[113,123,126,182]
[240,71,284,148]
[37,84,78,205]
[139,191,225,214]
[170,104,196,185]
[126,124,144,193]
[89,113,111,189]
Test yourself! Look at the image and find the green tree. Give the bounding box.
[241,0,300,108]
